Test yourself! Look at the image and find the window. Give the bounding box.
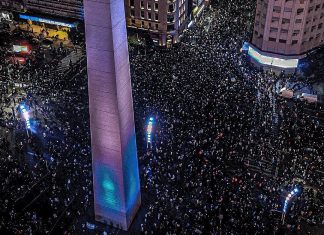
[292,30,300,36]
[141,11,144,18]
[155,3,159,11]
[280,29,288,33]
[168,4,175,13]
[271,17,280,23]
[279,39,287,43]
[284,8,292,12]
[167,14,174,23]
[297,8,304,15]
[148,12,151,20]
[140,0,144,9]
[282,18,290,24]
[273,6,281,13]
[147,2,152,10]
[155,13,158,21]
[130,0,134,7]
[130,9,135,17]
[167,24,175,31]
[270,27,278,33]
[295,19,302,23]
[269,37,276,42]
[292,40,298,45]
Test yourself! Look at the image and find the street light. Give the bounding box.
[146,117,154,149]
[282,187,300,224]
[20,104,31,137]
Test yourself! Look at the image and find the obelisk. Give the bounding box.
[84,0,141,230]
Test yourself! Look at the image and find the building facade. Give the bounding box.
[125,0,189,46]
[24,0,83,19]
[252,0,324,59]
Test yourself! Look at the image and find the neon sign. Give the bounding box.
[247,45,299,69]
[19,14,75,28]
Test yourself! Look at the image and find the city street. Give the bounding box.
[0,0,324,234]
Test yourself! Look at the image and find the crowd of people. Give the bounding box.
[130,0,324,234]
[0,0,323,234]
[0,26,93,234]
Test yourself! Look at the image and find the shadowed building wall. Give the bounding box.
[84,0,141,230]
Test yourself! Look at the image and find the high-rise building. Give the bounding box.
[24,0,83,19]
[84,0,141,231]
[125,0,189,46]
[251,0,324,67]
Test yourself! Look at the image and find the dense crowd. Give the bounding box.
[130,0,324,234]
[0,28,92,234]
[0,0,323,234]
